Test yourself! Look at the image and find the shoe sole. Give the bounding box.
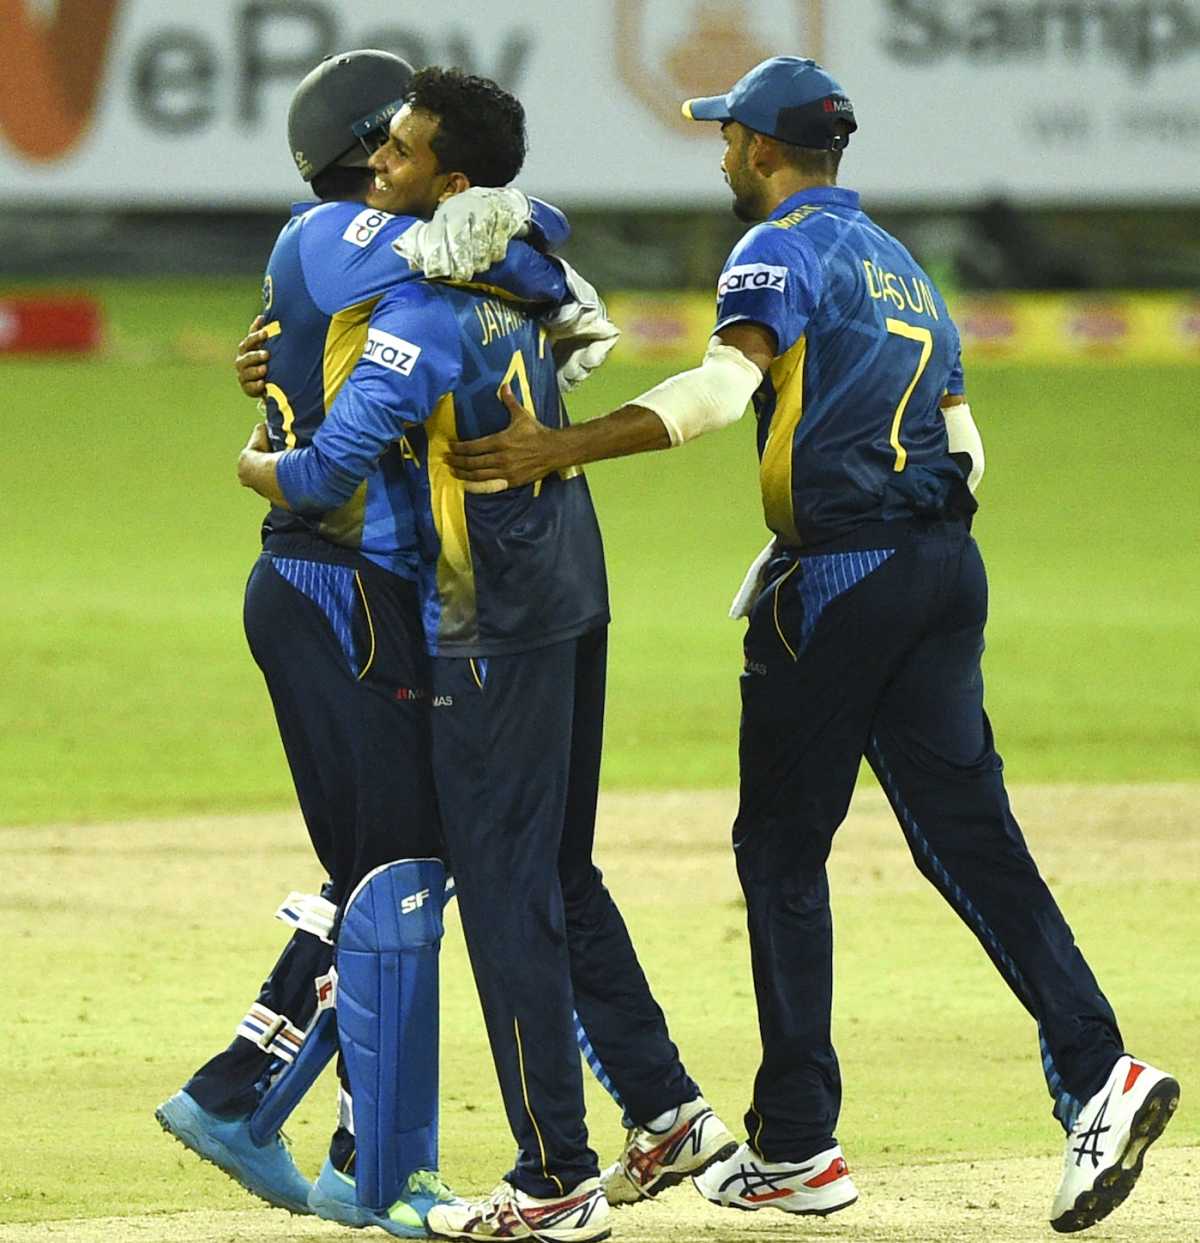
[1050,1076,1180,1234]
[428,1217,610,1243]
[154,1103,309,1216]
[630,1138,741,1203]
[308,1188,372,1228]
[697,1178,858,1218]
[715,1189,858,1217]
[312,1194,431,1239]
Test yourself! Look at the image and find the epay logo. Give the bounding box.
[0,0,121,160]
[363,327,421,376]
[718,263,788,298]
[342,208,394,249]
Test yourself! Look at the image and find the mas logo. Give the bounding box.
[0,0,121,160]
[615,0,824,136]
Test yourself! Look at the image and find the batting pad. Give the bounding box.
[336,858,445,1211]
[248,1007,338,1146]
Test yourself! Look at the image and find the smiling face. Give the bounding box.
[366,104,452,218]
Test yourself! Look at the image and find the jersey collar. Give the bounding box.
[768,186,860,220]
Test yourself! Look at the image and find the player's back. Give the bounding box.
[260,201,426,571]
[718,187,968,545]
[399,285,609,657]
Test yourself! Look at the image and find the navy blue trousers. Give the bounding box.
[734,521,1124,1161]
[186,551,440,1119]
[431,628,697,1199]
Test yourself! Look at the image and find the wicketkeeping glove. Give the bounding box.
[542,258,621,393]
[393,187,532,281]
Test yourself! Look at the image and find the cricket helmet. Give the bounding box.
[287,49,415,182]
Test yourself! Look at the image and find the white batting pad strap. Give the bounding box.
[634,337,762,447]
[339,1085,355,1135]
[942,401,984,493]
[236,1003,306,1064]
[275,891,337,943]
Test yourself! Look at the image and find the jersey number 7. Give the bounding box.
[884,318,933,472]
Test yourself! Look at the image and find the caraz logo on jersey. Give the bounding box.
[363,328,421,376]
[718,263,788,298]
[401,888,431,914]
[341,208,394,249]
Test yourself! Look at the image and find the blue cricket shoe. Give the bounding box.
[155,1089,311,1215]
[309,1157,461,1237]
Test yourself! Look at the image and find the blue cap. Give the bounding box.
[683,56,856,150]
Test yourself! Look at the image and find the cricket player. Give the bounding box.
[444,56,1180,1236]
[155,49,587,1232]
[238,66,738,1243]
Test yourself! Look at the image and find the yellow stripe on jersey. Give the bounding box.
[323,296,382,411]
[759,333,807,544]
[316,297,381,552]
[426,392,478,644]
[769,204,822,231]
[265,382,298,448]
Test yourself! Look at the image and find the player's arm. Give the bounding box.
[239,291,458,510]
[237,421,288,505]
[393,188,569,281]
[939,350,983,492]
[448,227,811,490]
[446,322,771,492]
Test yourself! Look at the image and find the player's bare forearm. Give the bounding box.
[538,405,671,472]
[447,384,670,493]
[237,422,290,508]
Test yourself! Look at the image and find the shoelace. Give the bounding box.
[483,1181,520,1221]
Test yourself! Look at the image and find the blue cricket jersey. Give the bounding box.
[258,197,569,577]
[277,281,609,657]
[714,186,969,546]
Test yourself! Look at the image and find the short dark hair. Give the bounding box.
[772,120,852,182]
[408,66,526,187]
[311,164,373,202]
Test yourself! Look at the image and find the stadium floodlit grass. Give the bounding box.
[1,279,1197,826]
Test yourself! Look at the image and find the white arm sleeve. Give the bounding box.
[632,337,763,447]
[942,401,984,493]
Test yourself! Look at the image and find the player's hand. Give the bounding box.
[235,315,270,399]
[243,421,270,455]
[393,187,532,281]
[542,259,620,392]
[446,385,558,494]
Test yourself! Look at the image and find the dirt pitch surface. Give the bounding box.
[4,785,1197,1242]
[0,1146,1195,1243]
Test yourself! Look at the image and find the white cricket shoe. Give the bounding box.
[693,1141,858,1216]
[426,1177,609,1242]
[600,1096,738,1205]
[1050,1054,1179,1233]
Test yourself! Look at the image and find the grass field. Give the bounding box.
[1,280,1198,824]
[1,281,1197,1239]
